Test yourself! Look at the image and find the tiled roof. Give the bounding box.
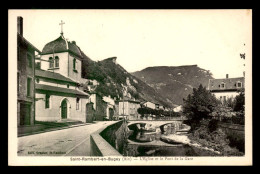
[35,69,77,84]
[41,35,82,58]
[208,77,245,91]
[119,97,140,103]
[36,84,89,97]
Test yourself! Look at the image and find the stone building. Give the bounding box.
[34,25,90,123]
[103,96,115,120]
[142,101,159,110]
[89,92,108,121]
[35,69,89,122]
[17,16,41,126]
[208,74,245,103]
[118,98,140,120]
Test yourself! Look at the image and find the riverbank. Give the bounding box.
[161,134,221,155]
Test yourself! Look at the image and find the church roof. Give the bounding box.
[35,69,77,84]
[41,35,82,58]
[208,77,245,92]
[36,84,89,98]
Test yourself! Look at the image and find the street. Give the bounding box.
[17,121,117,156]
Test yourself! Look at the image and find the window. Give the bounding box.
[76,97,80,110]
[35,78,39,83]
[220,82,225,89]
[73,58,76,70]
[45,94,50,108]
[237,82,242,88]
[55,56,59,68]
[27,53,32,68]
[35,62,41,69]
[27,77,31,97]
[49,57,53,68]
[67,84,70,88]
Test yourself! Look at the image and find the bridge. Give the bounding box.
[127,119,189,135]
[127,120,183,127]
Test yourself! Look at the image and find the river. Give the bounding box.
[124,127,218,156]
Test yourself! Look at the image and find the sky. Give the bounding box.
[10,10,251,78]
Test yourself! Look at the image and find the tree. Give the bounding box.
[233,89,245,112]
[183,84,220,130]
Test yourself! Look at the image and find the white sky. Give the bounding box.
[10,9,251,78]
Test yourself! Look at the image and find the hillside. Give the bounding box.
[80,53,173,107]
[132,65,214,105]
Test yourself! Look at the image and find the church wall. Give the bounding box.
[35,93,88,123]
[40,52,69,78]
[68,54,82,83]
[36,79,77,90]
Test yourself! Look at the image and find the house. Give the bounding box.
[34,23,91,123]
[103,95,115,120]
[118,97,141,120]
[89,92,108,121]
[143,101,159,110]
[159,105,165,110]
[173,105,183,112]
[208,74,245,103]
[17,16,41,126]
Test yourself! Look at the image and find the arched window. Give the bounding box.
[55,56,59,68]
[45,94,50,108]
[76,97,80,110]
[73,58,76,70]
[49,57,53,68]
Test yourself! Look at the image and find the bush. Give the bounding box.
[208,119,219,132]
[188,120,244,156]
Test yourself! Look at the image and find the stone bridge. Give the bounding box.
[127,120,183,127]
[127,119,188,133]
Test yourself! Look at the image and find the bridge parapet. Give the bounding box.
[127,120,183,128]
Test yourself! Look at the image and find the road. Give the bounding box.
[17,121,117,156]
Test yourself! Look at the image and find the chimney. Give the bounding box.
[243,71,245,77]
[226,74,229,79]
[17,16,23,36]
[72,41,76,45]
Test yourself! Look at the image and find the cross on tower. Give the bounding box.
[59,20,65,35]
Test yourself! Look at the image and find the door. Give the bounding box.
[61,100,67,119]
[20,103,31,125]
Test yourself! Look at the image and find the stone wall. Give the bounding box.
[90,121,128,156]
[218,123,245,152]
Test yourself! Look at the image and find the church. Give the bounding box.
[35,21,91,123]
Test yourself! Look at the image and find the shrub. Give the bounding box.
[208,119,219,132]
[188,120,244,156]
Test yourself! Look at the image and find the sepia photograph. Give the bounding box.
[8,9,252,166]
